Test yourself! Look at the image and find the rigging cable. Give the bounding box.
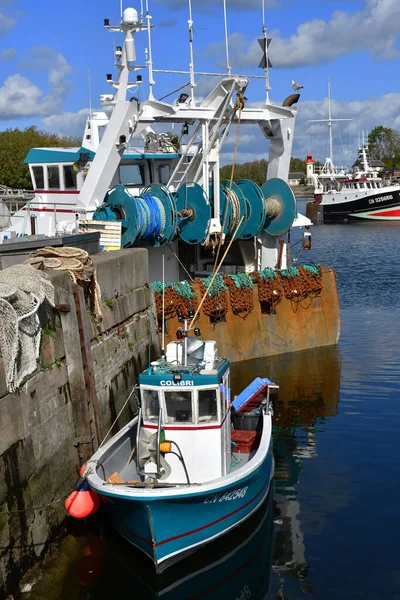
[213,94,244,272]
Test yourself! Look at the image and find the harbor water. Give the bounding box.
[23,207,400,599]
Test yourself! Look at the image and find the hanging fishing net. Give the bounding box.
[0,264,55,392]
[223,273,254,317]
[152,280,198,321]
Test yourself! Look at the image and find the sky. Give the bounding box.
[1,0,400,167]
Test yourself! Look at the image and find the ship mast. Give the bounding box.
[308,78,352,165]
[328,77,333,162]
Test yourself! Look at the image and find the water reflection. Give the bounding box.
[76,491,274,599]
[232,345,342,599]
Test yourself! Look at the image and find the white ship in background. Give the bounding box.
[0,2,310,281]
[306,80,400,223]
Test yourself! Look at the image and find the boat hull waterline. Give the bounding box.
[312,187,400,222]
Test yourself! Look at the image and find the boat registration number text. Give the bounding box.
[204,487,248,504]
[369,194,393,205]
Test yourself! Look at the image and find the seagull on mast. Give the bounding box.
[292,80,304,91]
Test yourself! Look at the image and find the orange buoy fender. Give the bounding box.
[65,479,101,519]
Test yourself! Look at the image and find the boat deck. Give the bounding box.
[107,447,255,484]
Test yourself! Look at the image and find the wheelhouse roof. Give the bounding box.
[24,146,180,164]
[139,359,230,387]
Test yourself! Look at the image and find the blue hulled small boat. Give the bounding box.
[84,333,278,573]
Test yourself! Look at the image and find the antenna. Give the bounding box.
[145,0,155,99]
[88,69,92,121]
[222,0,231,76]
[188,0,196,104]
[328,77,333,160]
[258,0,272,103]
[307,77,352,164]
[140,0,144,22]
[120,0,123,21]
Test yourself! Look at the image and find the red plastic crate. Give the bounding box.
[231,430,261,453]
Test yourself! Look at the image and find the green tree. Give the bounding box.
[0,126,81,189]
[289,157,306,173]
[368,126,400,167]
[220,159,268,187]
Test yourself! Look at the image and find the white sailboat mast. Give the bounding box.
[328,77,333,162]
[307,78,352,165]
[188,0,196,104]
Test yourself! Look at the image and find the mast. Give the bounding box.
[328,77,333,162]
[222,0,231,75]
[307,78,352,166]
[188,0,196,104]
[260,0,271,103]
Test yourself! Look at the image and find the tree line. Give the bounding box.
[367,126,400,168]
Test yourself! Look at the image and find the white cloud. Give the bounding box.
[0,74,48,118]
[206,0,400,69]
[41,108,89,138]
[216,92,400,167]
[0,47,16,60]
[0,46,73,119]
[0,9,15,37]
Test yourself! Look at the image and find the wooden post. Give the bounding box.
[57,282,97,463]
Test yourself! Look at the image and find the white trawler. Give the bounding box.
[306,79,400,223]
[309,142,400,223]
[0,1,308,280]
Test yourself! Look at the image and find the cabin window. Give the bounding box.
[164,391,193,423]
[158,164,170,185]
[48,166,60,189]
[32,166,45,189]
[119,164,145,186]
[63,165,77,189]
[198,389,218,423]
[142,389,160,422]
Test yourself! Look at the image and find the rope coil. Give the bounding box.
[136,194,166,241]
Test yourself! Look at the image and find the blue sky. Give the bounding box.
[1,0,400,166]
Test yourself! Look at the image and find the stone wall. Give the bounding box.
[0,249,159,596]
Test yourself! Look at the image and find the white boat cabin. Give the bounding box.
[138,339,232,484]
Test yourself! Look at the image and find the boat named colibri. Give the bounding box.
[67,328,278,573]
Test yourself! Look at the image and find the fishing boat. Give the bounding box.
[0,3,305,279]
[0,4,341,361]
[307,142,400,222]
[75,322,278,573]
[305,79,400,223]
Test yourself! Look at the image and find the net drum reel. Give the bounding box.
[218,181,248,240]
[216,177,295,240]
[175,183,211,245]
[260,178,296,236]
[93,183,177,247]
[236,179,266,239]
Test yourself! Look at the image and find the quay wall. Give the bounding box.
[0,249,160,597]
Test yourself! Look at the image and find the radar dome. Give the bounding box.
[123,8,138,24]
